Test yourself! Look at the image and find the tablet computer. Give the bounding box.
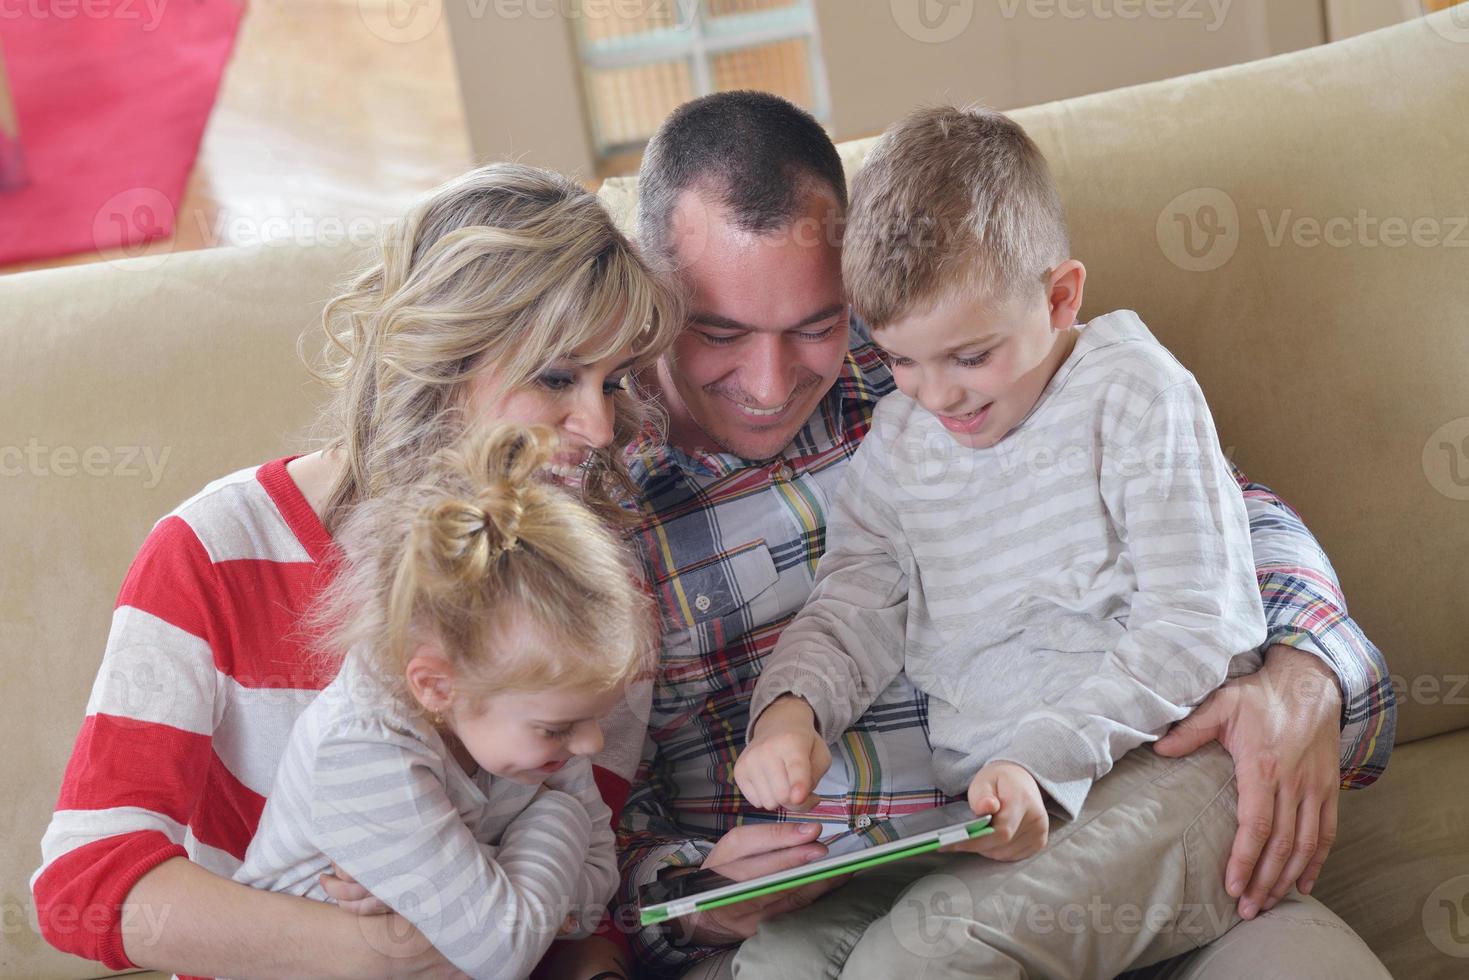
[638,801,991,926]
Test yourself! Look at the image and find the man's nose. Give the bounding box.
[742,334,798,406]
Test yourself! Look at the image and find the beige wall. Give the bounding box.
[816,0,1325,140]
[445,0,1329,173]
[1324,0,1421,40]
[442,1,596,179]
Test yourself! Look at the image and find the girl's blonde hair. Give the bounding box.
[308,163,683,533]
[314,423,655,709]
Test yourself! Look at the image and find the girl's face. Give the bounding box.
[405,645,624,784]
[450,684,622,784]
[463,343,637,483]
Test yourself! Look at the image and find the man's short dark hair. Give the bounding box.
[637,90,847,265]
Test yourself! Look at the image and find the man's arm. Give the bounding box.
[1155,464,1396,920]
[1232,464,1396,783]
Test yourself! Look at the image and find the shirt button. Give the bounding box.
[694,594,712,613]
[854,814,873,829]
[773,462,792,481]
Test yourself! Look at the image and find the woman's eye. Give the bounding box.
[536,372,575,391]
[602,376,628,396]
[955,351,992,368]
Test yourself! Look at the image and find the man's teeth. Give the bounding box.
[736,400,789,417]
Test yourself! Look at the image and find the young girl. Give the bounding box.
[233,422,654,980]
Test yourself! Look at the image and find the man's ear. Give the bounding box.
[1045,260,1087,331]
[405,647,456,716]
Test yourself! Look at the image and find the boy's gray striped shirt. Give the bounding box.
[750,310,1267,819]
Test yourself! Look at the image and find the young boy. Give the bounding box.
[732,106,1268,978]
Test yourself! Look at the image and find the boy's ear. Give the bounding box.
[1045,260,1087,331]
[405,647,456,715]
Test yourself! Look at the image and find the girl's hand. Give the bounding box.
[320,862,391,915]
[941,761,1049,861]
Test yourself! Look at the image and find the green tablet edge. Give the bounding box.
[640,818,994,927]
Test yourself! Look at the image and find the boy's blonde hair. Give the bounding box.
[308,163,684,533]
[843,105,1070,328]
[313,423,655,709]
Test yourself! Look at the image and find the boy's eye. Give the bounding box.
[955,351,992,368]
[537,727,570,739]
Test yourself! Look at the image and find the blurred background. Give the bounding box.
[0,0,1462,274]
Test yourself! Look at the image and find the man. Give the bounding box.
[621,91,1394,978]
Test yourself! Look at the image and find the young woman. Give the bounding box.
[31,163,682,980]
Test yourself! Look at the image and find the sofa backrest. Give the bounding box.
[605,15,1469,747]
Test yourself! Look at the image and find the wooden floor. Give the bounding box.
[2,0,473,276]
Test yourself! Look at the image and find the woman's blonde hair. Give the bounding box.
[308,163,683,532]
[314,423,655,709]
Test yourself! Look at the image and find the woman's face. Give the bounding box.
[463,344,636,481]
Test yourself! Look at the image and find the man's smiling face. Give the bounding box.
[653,186,850,462]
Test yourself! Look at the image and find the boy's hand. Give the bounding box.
[941,761,1049,861]
[734,696,831,811]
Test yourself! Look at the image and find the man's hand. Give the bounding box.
[669,822,847,947]
[941,761,1049,862]
[734,695,831,812]
[1154,644,1341,919]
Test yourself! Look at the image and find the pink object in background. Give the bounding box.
[0,1,245,265]
[0,40,24,193]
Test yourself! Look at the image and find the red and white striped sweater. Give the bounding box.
[31,458,642,972]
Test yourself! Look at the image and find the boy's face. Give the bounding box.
[875,262,1085,450]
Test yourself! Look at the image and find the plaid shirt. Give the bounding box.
[619,326,1395,975]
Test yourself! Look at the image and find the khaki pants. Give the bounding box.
[717,743,1386,980]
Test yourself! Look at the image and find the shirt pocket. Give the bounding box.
[653,541,780,668]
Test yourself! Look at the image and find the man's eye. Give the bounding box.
[536,372,575,391]
[700,332,740,347]
[955,351,992,368]
[797,324,838,342]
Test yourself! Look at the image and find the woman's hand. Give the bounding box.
[942,761,1049,862]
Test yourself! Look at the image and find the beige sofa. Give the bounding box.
[4,12,1466,979]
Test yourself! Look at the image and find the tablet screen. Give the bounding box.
[640,801,976,908]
